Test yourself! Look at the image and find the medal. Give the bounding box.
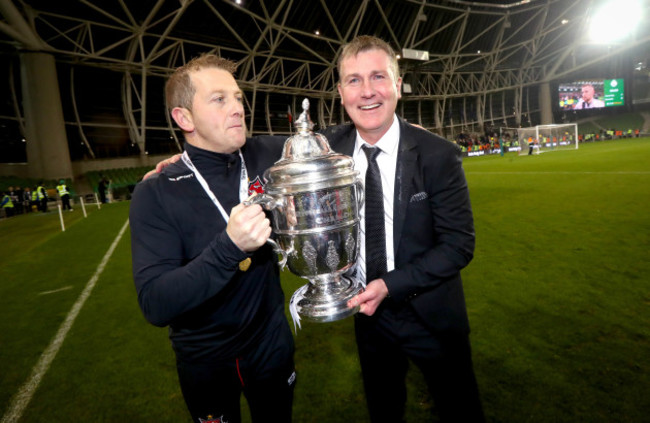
[239,257,252,272]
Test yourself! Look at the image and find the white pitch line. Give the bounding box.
[1,219,130,423]
[38,286,73,296]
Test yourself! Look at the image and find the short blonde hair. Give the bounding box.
[165,53,238,112]
[337,35,400,82]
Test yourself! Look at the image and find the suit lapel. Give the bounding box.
[335,126,356,156]
[393,119,418,254]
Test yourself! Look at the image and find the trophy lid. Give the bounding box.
[281,98,331,160]
[265,98,358,194]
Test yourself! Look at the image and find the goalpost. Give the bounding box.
[501,124,578,156]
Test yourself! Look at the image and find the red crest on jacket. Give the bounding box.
[248,176,265,195]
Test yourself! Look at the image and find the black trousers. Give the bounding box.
[61,194,72,210]
[355,305,485,423]
[176,319,295,423]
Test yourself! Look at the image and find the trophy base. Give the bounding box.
[296,274,363,323]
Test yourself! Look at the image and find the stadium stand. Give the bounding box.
[85,166,153,200]
[577,112,647,140]
[593,113,645,132]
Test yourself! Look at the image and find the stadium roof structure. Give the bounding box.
[1,0,649,161]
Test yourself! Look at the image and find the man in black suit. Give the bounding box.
[328,35,484,422]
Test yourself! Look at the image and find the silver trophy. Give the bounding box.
[247,99,363,327]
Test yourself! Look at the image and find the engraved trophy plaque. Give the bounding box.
[247,99,363,327]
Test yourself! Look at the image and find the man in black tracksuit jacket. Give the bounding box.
[130,55,294,423]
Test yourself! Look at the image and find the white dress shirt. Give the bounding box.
[574,98,605,109]
[353,115,400,284]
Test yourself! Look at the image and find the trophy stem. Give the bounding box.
[293,273,363,323]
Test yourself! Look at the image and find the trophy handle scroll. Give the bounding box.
[244,194,290,269]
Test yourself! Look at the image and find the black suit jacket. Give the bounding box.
[321,117,475,334]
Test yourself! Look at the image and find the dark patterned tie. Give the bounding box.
[362,145,387,282]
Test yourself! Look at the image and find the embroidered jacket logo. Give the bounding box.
[168,173,195,182]
[248,176,265,195]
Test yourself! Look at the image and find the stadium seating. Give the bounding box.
[85,166,153,199]
[578,112,646,136]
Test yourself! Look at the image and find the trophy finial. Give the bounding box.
[295,97,314,132]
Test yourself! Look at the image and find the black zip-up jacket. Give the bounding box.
[130,137,286,363]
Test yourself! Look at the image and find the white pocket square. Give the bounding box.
[410,191,428,202]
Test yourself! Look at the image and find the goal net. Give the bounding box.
[503,124,578,156]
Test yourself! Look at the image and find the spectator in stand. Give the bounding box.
[573,84,605,109]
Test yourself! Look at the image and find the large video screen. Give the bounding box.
[558,79,624,110]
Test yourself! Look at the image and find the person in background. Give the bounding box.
[36,181,48,212]
[13,186,24,214]
[23,187,32,213]
[129,53,294,423]
[97,176,108,204]
[1,191,14,218]
[327,35,484,422]
[31,186,39,212]
[56,179,73,211]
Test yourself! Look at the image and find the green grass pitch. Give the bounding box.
[1,138,649,422]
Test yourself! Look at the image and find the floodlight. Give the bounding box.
[401,48,429,61]
[588,0,642,43]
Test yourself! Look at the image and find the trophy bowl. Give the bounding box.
[246,99,363,325]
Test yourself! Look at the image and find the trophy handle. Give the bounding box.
[244,193,282,209]
[356,179,364,209]
[265,238,288,270]
[243,194,289,269]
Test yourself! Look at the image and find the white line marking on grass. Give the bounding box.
[37,286,73,296]
[1,219,130,423]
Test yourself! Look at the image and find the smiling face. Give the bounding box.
[337,48,402,145]
[171,67,246,154]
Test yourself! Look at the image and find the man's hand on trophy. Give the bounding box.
[347,279,389,316]
[226,203,272,252]
[143,153,182,180]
